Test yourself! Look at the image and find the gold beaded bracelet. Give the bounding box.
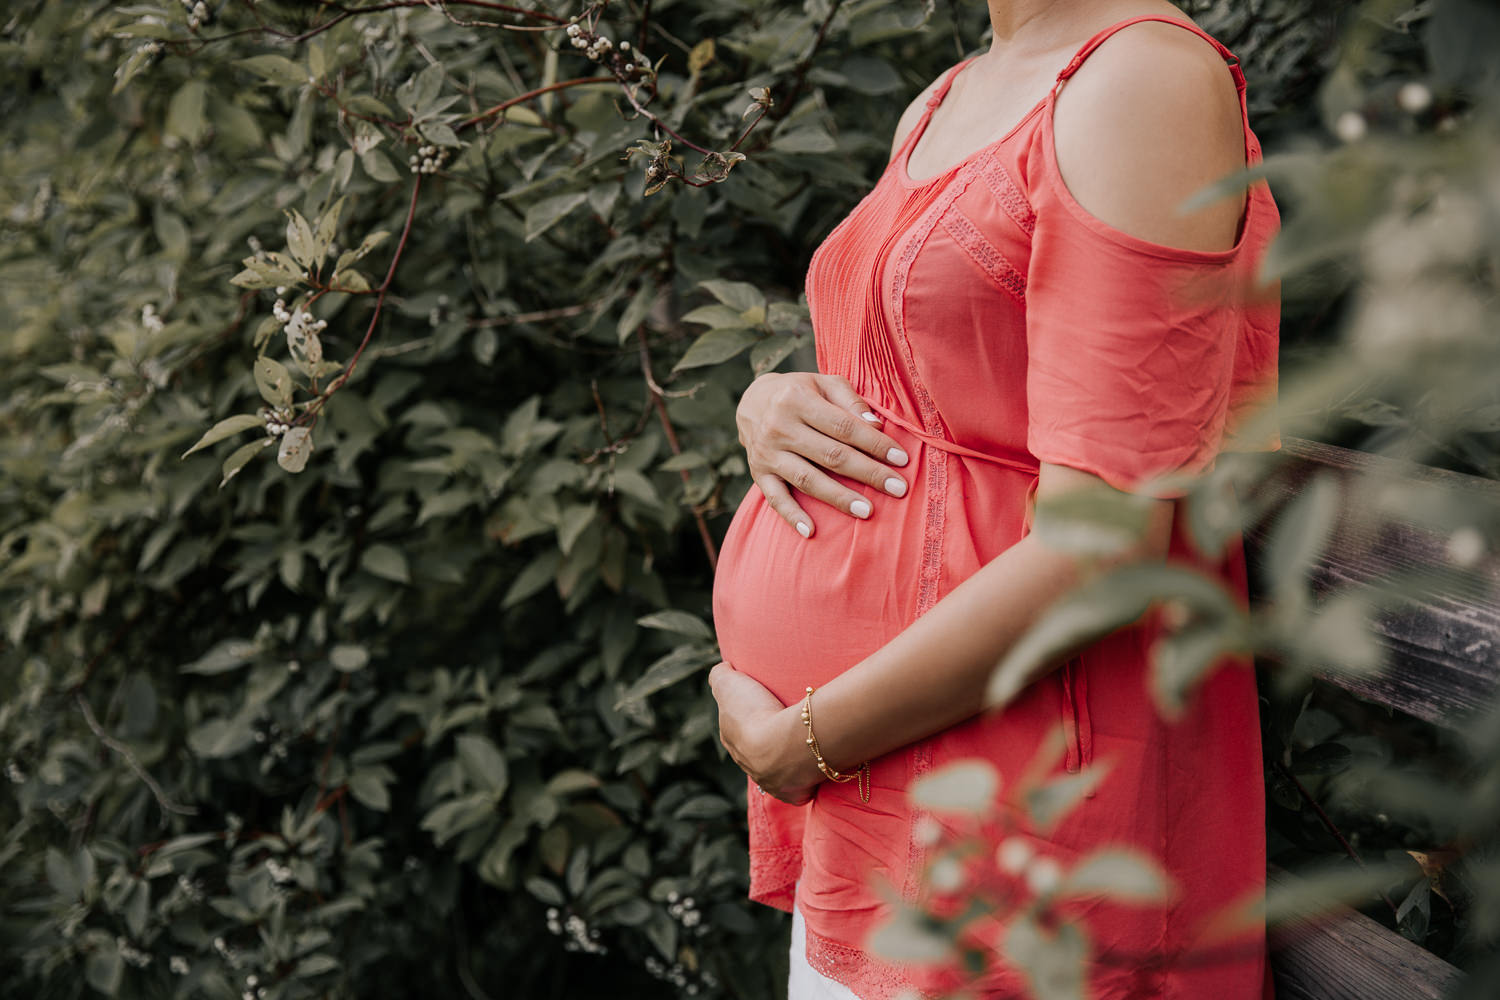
[801,686,871,804]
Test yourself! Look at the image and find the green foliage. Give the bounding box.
[0,0,982,996]
[2,1,1498,999]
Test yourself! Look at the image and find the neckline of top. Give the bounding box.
[895,57,1041,189]
[894,14,1234,190]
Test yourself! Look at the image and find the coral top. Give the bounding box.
[713,15,1279,1000]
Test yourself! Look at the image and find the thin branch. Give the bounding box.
[1275,759,1400,918]
[302,175,423,421]
[76,693,197,818]
[639,327,717,570]
[460,75,614,131]
[779,0,846,115]
[466,302,596,327]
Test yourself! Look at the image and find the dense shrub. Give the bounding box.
[1,1,1496,998]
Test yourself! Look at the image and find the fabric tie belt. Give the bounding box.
[866,399,1039,477]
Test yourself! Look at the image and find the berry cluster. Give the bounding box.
[565,22,646,78]
[408,144,446,175]
[180,0,210,31]
[272,297,326,372]
[642,954,717,995]
[259,406,295,438]
[264,858,295,887]
[666,890,703,932]
[116,937,153,969]
[545,907,607,954]
[140,303,165,334]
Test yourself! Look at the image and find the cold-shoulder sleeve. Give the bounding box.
[1023,129,1277,497]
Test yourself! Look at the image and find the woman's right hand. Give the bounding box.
[736,372,911,538]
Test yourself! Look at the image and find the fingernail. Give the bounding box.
[884,477,907,498]
[888,447,909,466]
[795,521,811,538]
[860,411,882,424]
[850,499,872,519]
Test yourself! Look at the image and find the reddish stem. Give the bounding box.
[301,175,422,420]
[460,75,615,131]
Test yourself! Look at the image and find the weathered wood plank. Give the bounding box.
[1244,438,1500,729]
[1266,867,1467,1000]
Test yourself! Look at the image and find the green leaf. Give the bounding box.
[1025,763,1112,832]
[1058,848,1175,903]
[1004,916,1087,1000]
[615,646,715,707]
[636,610,714,641]
[617,283,655,344]
[330,644,369,672]
[295,955,340,978]
[987,565,1236,708]
[237,54,309,87]
[1032,486,1156,556]
[181,639,258,675]
[698,279,765,314]
[285,209,318,269]
[524,192,589,243]
[165,80,208,146]
[556,504,597,556]
[400,62,446,114]
[361,544,410,584]
[420,120,461,148]
[503,551,560,607]
[456,734,509,796]
[276,426,314,473]
[348,769,391,811]
[182,414,265,458]
[672,328,758,372]
[85,947,124,997]
[155,208,190,260]
[909,760,1001,814]
[220,437,273,487]
[869,905,954,964]
[839,57,902,95]
[254,357,295,407]
[187,716,256,759]
[681,304,747,329]
[1265,474,1340,606]
[361,148,401,183]
[420,792,494,846]
[771,127,838,154]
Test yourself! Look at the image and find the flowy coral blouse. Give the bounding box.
[712,15,1280,1000]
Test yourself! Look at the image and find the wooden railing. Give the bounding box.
[1243,437,1500,999]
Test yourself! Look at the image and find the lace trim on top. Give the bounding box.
[941,210,1027,305]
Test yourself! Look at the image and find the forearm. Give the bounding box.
[804,532,1085,774]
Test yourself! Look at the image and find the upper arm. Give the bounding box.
[1036,461,1175,560]
[1050,23,1247,253]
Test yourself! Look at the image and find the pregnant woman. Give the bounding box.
[709,1,1280,998]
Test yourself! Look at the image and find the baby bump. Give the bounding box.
[711,458,935,709]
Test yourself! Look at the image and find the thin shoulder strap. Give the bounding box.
[1054,15,1245,92]
[892,57,978,161]
[929,57,978,109]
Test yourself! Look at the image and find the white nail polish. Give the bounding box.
[888,447,909,466]
[860,412,881,424]
[850,499,872,519]
[795,521,811,538]
[884,477,907,498]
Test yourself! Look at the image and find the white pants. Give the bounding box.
[789,906,862,1000]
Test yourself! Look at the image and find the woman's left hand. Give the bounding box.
[708,663,821,805]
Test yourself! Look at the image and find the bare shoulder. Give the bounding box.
[1051,20,1246,252]
[888,72,947,162]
